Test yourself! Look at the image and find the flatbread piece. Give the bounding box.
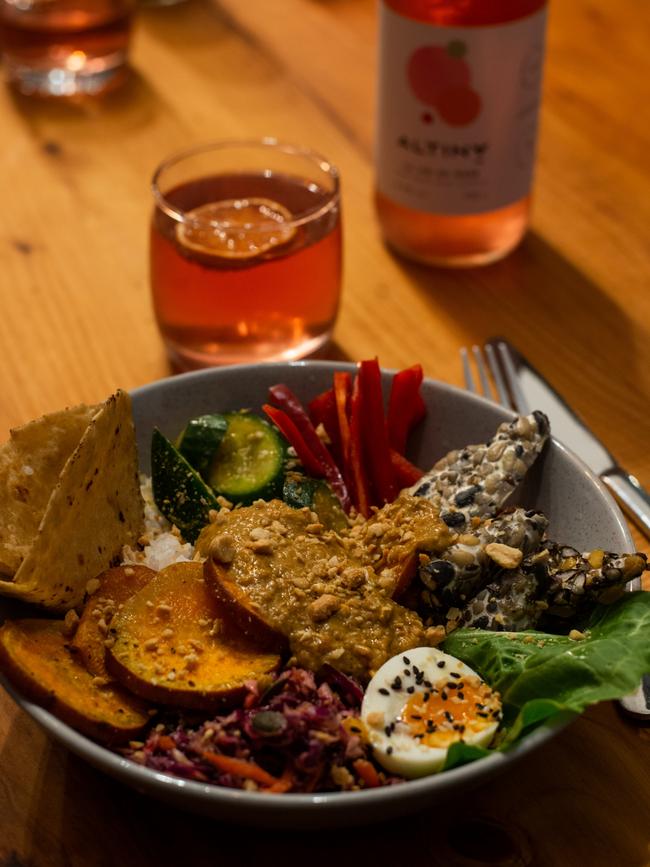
[0,390,144,610]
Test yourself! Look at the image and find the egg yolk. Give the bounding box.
[400,675,500,748]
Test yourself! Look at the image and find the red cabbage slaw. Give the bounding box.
[121,668,402,794]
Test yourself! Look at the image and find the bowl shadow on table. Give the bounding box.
[387,230,648,417]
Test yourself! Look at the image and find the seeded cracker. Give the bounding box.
[0,391,144,610]
[409,411,550,526]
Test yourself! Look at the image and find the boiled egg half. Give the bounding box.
[360,646,502,778]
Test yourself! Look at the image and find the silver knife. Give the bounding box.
[488,337,650,719]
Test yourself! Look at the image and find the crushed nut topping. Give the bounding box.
[209,533,236,564]
[485,542,523,570]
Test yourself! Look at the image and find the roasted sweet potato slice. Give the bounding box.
[199,501,431,682]
[203,556,288,653]
[0,619,150,744]
[106,561,281,711]
[71,565,156,678]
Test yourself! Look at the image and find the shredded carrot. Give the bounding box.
[267,766,294,794]
[156,735,176,751]
[202,751,279,788]
[353,758,381,788]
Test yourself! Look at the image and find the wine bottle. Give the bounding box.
[375,0,548,267]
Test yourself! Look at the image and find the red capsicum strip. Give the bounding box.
[387,364,426,454]
[308,387,341,464]
[390,449,424,488]
[358,359,398,505]
[267,385,351,512]
[333,371,352,471]
[348,375,371,517]
[262,404,326,479]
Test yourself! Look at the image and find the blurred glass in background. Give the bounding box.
[0,0,135,96]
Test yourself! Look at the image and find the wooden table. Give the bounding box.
[1,0,649,863]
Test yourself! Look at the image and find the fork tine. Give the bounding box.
[493,340,531,415]
[460,346,476,393]
[471,344,492,398]
[484,343,512,408]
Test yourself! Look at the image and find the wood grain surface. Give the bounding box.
[1,0,649,864]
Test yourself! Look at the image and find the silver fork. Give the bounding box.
[460,342,528,413]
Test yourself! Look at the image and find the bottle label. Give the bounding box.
[376,5,547,215]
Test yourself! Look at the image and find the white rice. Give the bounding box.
[121,475,197,571]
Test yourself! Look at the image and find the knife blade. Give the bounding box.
[488,338,650,719]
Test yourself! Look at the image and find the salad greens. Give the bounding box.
[442,591,650,769]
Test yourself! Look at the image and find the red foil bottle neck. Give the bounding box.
[383,0,547,27]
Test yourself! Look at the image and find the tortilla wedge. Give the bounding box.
[0,391,144,610]
[0,404,97,575]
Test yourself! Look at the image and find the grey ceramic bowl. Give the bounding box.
[0,361,633,828]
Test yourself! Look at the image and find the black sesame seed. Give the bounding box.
[403,668,412,676]
[411,714,422,720]
[441,511,466,529]
[449,671,461,679]
[423,692,431,702]
[441,691,448,701]
[454,485,481,508]
[477,712,489,718]
[403,656,411,664]
[407,686,415,694]
[437,660,446,668]
[379,688,389,696]
[444,711,453,722]
[384,726,392,736]
[386,746,393,755]
[458,692,465,701]
[533,410,549,435]
[447,682,458,690]
[423,680,433,689]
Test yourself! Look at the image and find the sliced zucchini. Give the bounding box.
[282,471,348,532]
[282,471,319,510]
[151,428,219,543]
[208,412,286,504]
[177,414,228,479]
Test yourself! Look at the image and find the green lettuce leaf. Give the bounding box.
[440,592,650,771]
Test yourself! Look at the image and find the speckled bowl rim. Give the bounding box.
[0,361,633,824]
